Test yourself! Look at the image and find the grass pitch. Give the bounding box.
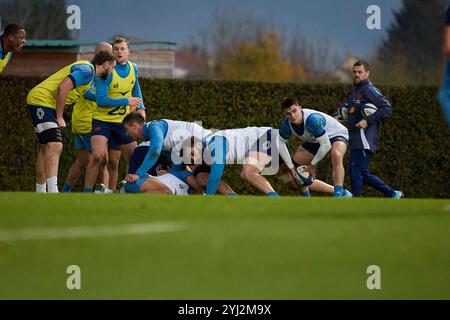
[0,193,448,299]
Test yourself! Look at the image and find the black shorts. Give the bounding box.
[28,105,62,144]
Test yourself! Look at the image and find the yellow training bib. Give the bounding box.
[93,61,135,123]
[72,85,96,135]
[0,51,11,74]
[27,61,94,109]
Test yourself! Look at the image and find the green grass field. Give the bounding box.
[0,193,448,299]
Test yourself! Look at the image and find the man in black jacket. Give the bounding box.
[343,60,403,198]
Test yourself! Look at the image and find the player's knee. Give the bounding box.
[47,142,63,154]
[331,149,343,166]
[240,169,254,181]
[91,151,106,165]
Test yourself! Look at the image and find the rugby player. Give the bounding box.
[181,126,295,196]
[27,50,115,192]
[62,42,113,192]
[278,97,353,198]
[0,24,26,74]
[121,113,212,187]
[84,37,144,192]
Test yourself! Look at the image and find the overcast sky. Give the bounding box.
[68,0,403,56]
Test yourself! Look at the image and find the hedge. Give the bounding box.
[0,77,449,198]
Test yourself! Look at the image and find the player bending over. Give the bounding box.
[26,50,115,193]
[181,127,294,196]
[122,113,212,184]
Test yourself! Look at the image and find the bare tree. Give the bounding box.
[187,6,343,82]
[0,0,69,39]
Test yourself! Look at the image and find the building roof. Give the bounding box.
[24,39,176,53]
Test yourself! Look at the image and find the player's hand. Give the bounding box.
[304,165,316,179]
[290,167,298,180]
[56,117,66,129]
[128,97,142,108]
[356,119,368,129]
[125,174,139,183]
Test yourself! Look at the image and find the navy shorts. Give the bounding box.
[91,119,134,145]
[75,133,119,152]
[74,133,92,152]
[28,105,62,144]
[302,136,348,155]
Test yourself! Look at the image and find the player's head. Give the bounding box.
[95,42,112,55]
[93,50,116,78]
[123,112,145,140]
[112,37,130,65]
[353,60,370,85]
[181,136,203,164]
[2,24,26,52]
[281,96,302,125]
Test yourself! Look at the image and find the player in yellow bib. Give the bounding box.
[26,50,116,193]
[0,24,26,75]
[62,43,115,192]
[84,37,144,192]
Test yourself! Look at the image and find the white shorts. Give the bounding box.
[153,174,190,195]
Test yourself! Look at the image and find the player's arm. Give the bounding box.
[83,82,96,101]
[444,5,450,59]
[364,86,393,124]
[55,77,74,128]
[278,136,299,180]
[206,136,228,195]
[95,74,130,107]
[56,64,94,127]
[278,119,297,176]
[168,163,186,173]
[306,114,331,170]
[444,26,450,59]
[177,170,202,194]
[133,121,165,179]
[132,63,146,117]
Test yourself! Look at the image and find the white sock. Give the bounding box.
[36,183,47,193]
[46,176,59,193]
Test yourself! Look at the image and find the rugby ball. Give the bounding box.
[295,165,314,186]
[361,103,378,118]
[338,103,349,121]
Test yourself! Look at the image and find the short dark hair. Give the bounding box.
[93,50,115,65]
[123,112,145,125]
[353,60,370,71]
[281,96,299,110]
[2,24,25,37]
[112,36,129,48]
